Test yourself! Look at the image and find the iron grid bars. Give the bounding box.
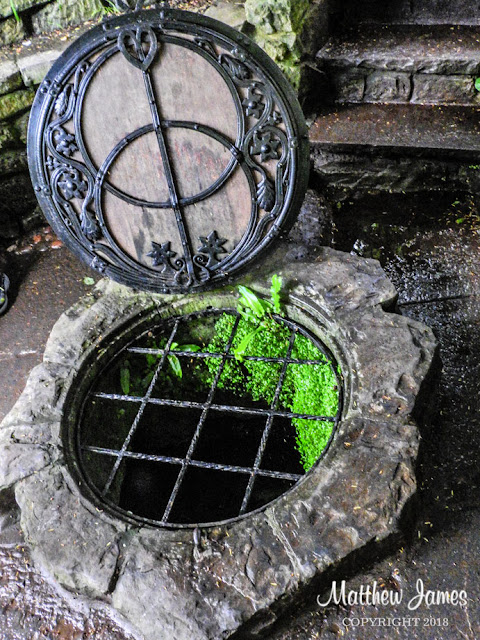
[27,7,310,294]
[71,310,343,528]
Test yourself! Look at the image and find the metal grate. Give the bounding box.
[72,310,343,528]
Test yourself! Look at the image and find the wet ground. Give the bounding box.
[0,190,479,638]
[269,192,480,640]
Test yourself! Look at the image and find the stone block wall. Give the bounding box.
[0,56,36,239]
[0,1,105,240]
[0,0,103,46]
[330,0,480,27]
[207,0,331,106]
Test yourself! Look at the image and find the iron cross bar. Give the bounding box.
[118,26,197,284]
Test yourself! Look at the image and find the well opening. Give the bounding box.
[63,307,343,528]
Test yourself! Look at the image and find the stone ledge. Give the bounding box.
[318,25,480,76]
[17,48,65,87]
[0,21,99,103]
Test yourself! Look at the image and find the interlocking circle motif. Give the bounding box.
[28,8,309,293]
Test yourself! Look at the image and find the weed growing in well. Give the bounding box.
[205,277,340,470]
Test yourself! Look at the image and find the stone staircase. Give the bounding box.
[310,0,480,198]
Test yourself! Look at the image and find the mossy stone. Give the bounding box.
[245,0,329,97]
[0,121,19,150]
[0,15,25,45]
[245,0,309,35]
[277,57,302,89]
[0,88,34,119]
[0,148,27,174]
[13,110,29,144]
[244,0,312,91]
[205,1,247,31]
[31,0,103,34]
[0,60,23,96]
[0,0,45,19]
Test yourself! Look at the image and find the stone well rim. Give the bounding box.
[60,299,347,530]
[0,250,438,640]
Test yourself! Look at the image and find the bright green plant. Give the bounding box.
[205,276,340,470]
[119,341,200,395]
[282,333,339,470]
[10,1,20,23]
[116,276,340,471]
[102,0,121,15]
[233,274,283,361]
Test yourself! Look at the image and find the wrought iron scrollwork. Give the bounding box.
[147,241,181,275]
[196,231,228,268]
[53,127,78,157]
[29,7,309,294]
[118,26,158,70]
[192,36,290,230]
[242,85,265,118]
[256,176,275,212]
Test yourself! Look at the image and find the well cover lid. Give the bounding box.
[27,2,309,293]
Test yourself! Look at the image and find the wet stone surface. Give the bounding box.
[0,224,437,639]
[0,189,478,639]
[267,192,480,640]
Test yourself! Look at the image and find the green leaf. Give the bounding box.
[10,1,20,23]
[475,78,480,92]
[120,366,130,395]
[140,371,154,389]
[171,343,201,352]
[233,326,261,362]
[146,353,159,367]
[168,354,183,378]
[237,285,265,318]
[83,276,95,286]
[456,218,465,224]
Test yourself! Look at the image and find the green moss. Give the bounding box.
[118,278,340,473]
[0,14,25,45]
[0,122,19,150]
[0,88,34,120]
[205,312,339,471]
[282,333,338,470]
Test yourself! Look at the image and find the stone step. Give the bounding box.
[318,25,480,106]
[309,103,480,196]
[335,0,480,26]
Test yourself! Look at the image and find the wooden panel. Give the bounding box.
[102,188,182,265]
[166,127,231,199]
[150,42,238,142]
[183,165,252,258]
[81,42,246,266]
[81,53,152,170]
[108,131,169,203]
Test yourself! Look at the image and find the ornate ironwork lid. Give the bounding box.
[27,2,309,293]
